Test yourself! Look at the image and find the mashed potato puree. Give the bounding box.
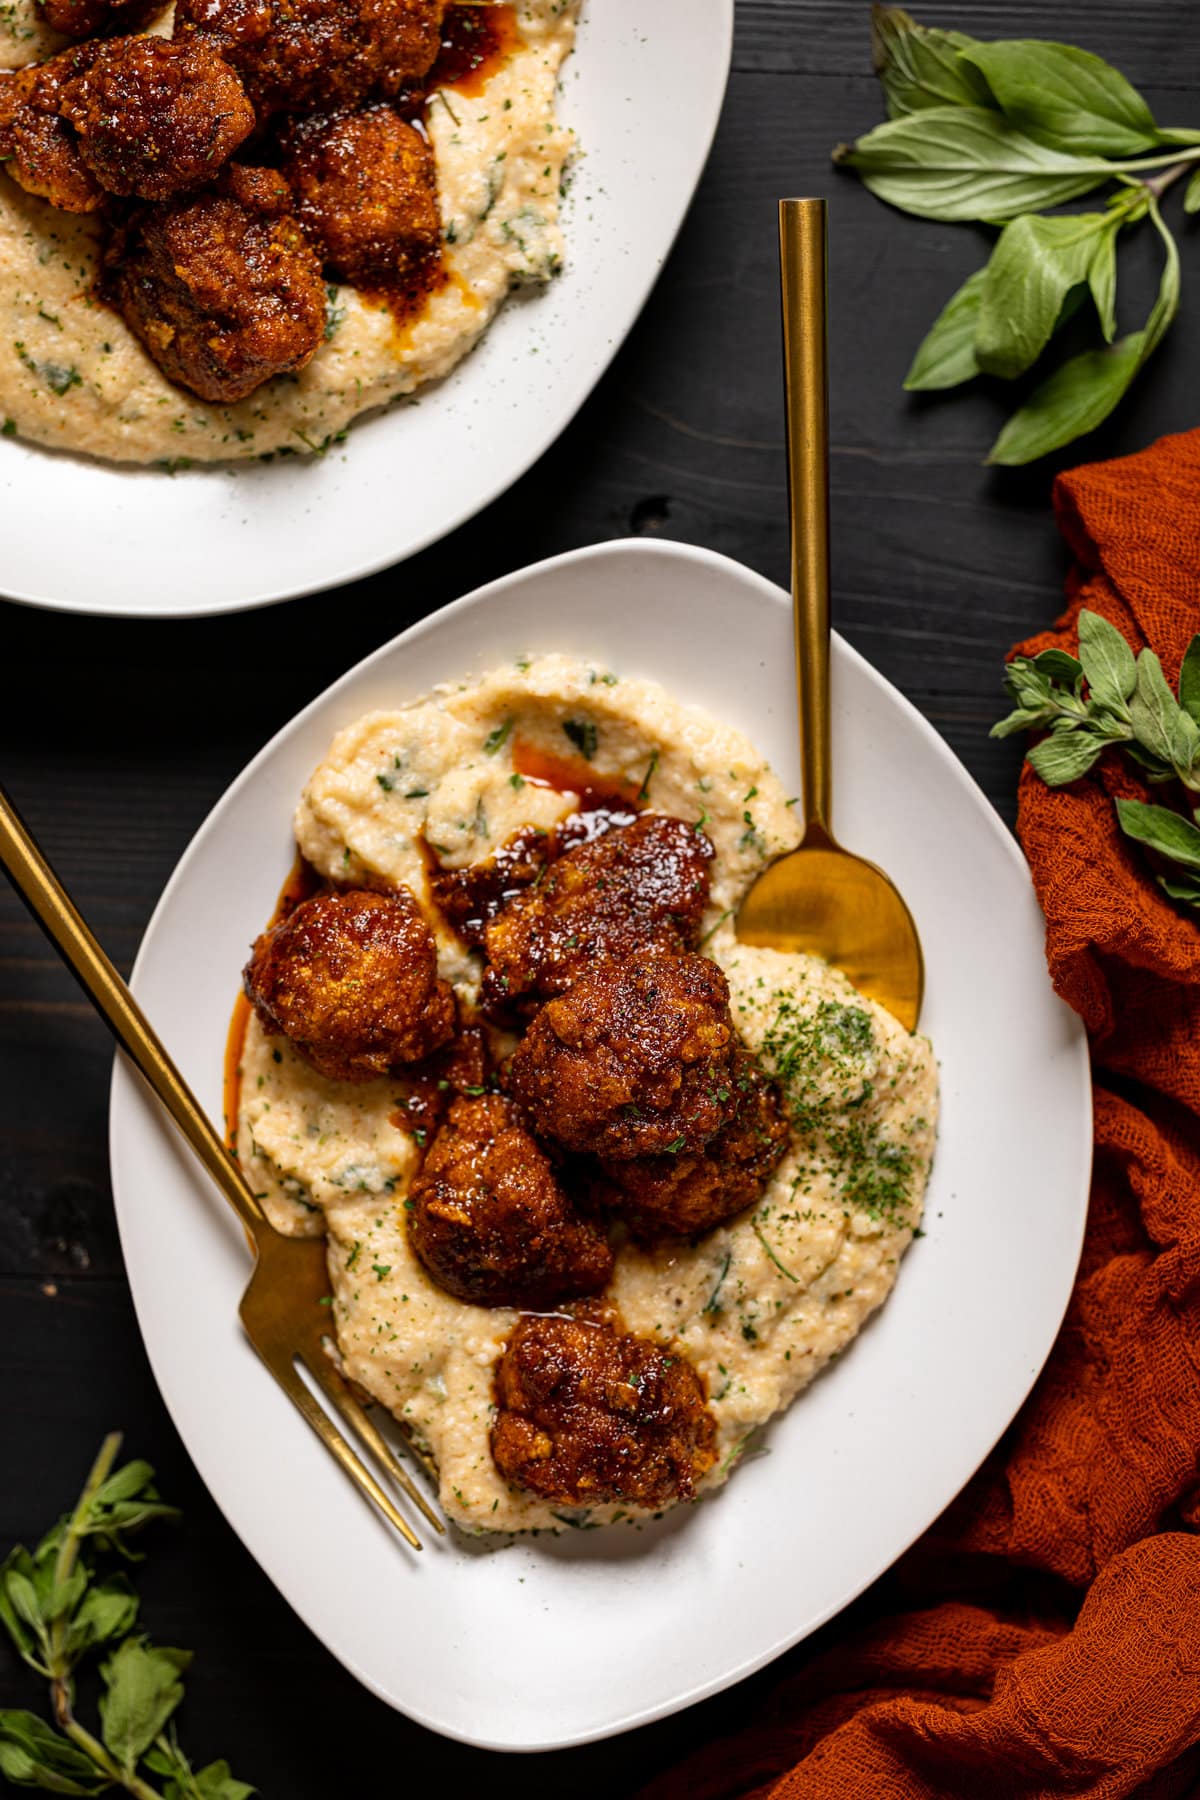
[0,0,577,462]
[236,656,939,1532]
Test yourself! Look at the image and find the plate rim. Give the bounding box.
[0,4,734,619]
[108,537,1093,1749]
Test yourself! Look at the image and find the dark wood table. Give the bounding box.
[3,1,1197,1791]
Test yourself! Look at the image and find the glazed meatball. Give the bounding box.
[407,1093,613,1307]
[506,951,736,1162]
[484,813,714,1011]
[38,0,165,39]
[217,160,294,214]
[60,38,254,201]
[243,886,455,1081]
[492,1306,718,1509]
[391,1020,489,1144]
[105,192,326,402]
[592,1051,790,1238]
[0,48,105,213]
[281,105,439,287]
[174,0,444,116]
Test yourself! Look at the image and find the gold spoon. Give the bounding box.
[736,198,924,1031]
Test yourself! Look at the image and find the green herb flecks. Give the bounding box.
[0,1434,254,1799]
[483,717,515,756]
[832,5,1200,462]
[994,608,1200,911]
[760,994,915,1230]
[562,718,598,760]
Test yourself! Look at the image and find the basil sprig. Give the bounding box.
[0,1435,253,1800]
[993,611,1200,908]
[834,6,1200,463]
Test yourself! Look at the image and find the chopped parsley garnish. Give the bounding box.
[484,717,515,755]
[562,718,598,760]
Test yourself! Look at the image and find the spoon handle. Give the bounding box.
[779,197,833,845]
[0,782,264,1235]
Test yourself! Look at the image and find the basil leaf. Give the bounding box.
[0,1712,107,1795]
[989,334,1141,466]
[1186,170,1200,215]
[832,108,1114,223]
[1026,728,1107,785]
[870,5,991,118]
[976,212,1108,379]
[99,1638,191,1774]
[1116,799,1200,873]
[903,266,984,389]
[989,202,1179,466]
[1088,228,1118,342]
[1178,635,1200,725]
[959,39,1163,157]
[1078,610,1136,707]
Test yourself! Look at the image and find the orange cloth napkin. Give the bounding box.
[643,428,1200,1800]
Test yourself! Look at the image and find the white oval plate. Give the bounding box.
[0,3,732,618]
[109,540,1091,1750]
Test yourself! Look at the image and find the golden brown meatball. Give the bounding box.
[390,1020,489,1145]
[38,0,164,39]
[407,1093,613,1307]
[506,951,736,1161]
[174,0,444,117]
[592,1051,790,1238]
[105,192,326,402]
[0,48,105,213]
[281,105,440,288]
[60,38,254,201]
[243,887,455,1082]
[492,1306,718,1509]
[484,813,714,1011]
[217,159,293,213]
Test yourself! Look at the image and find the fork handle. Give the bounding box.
[0,782,264,1235]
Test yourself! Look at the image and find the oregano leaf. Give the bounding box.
[1116,799,1200,874]
[1178,634,1200,725]
[1077,610,1136,706]
[1026,729,1107,785]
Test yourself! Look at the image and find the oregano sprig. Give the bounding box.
[993,610,1200,908]
[0,1435,253,1800]
[833,6,1200,463]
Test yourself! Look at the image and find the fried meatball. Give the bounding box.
[60,38,254,202]
[506,951,736,1162]
[484,813,714,1011]
[281,105,439,287]
[592,1051,790,1238]
[492,1306,718,1508]
[105,192,325,401]
[243,886,455,1081]
[174,0,444,116]
[217,160,293,213]
[407,1093,613,1307]
[391,1020,489,1143]
[38,0,165,39]
[0,48,105,213]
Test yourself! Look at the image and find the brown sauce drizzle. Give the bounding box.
[375,3,522,329]
[427,4,523,96]
[222,855,328,1150]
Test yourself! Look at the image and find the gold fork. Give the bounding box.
[0,782,443,1552]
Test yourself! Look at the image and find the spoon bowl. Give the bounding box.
[737,197,923,1031]
[738,833,924,1031]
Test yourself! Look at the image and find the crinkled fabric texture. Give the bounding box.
[640,429,1200,1800]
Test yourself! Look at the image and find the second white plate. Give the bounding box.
[109,539,1091,1748]
[0,3,732,615]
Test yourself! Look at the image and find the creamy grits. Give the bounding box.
[235,655,939,1532]
[0,0,577,462]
